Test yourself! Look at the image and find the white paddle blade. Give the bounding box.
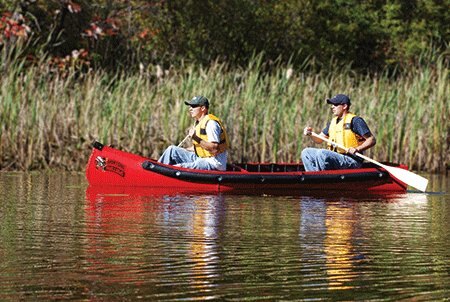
[384,166,428,192]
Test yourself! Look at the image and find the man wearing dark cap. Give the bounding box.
[158,95,229,170]
[301,94,376,171]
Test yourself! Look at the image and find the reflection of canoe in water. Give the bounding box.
[86,142,408,194]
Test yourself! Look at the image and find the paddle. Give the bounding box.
[310,132,428,192]
[177,134,191,147]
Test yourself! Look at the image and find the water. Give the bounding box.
[0,172,449,301]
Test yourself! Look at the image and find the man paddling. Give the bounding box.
[302,94,376,171]
[158,95,229,171]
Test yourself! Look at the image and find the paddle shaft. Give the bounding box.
[311,132,372,163]
[177,134,191,147]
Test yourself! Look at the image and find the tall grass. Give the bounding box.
[1,52,448,172]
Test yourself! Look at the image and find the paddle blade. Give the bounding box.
[384,165,428,192]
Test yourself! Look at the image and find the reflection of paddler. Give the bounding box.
[189,195,224,288]
[324,204,356,289]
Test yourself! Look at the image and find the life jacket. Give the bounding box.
[328,113,364,153]
[193,114,229,158]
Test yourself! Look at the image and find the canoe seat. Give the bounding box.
[226,164,248,172]
[230,163,305,172]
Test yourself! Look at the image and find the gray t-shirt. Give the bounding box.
[204,120,228,171]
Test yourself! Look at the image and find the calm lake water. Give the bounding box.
[0,172,448,301]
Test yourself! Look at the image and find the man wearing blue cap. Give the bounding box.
[302,94,376,171]
[158,95,229,170]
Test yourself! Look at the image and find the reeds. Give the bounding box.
[1,52,448,172]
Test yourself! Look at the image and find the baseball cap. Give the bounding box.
[326,94,351,105]
[184,95,209,107]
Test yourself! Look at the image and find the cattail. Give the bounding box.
[286,68,293,80]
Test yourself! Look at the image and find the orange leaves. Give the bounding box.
[47,48,90,74]
[138,29,149,39]
[2,2,165,70]
[84,23,103,40]
[66,1,82,13]
[60,0,81,13]
[137,28,158,41]
[0,13,31,43]
[83,17,120,40]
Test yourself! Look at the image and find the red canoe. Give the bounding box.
[86,142,408,194]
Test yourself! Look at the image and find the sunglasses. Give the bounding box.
[189,104,202,108]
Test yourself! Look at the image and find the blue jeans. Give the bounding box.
[301,148,363,171]
[158,145,218,170]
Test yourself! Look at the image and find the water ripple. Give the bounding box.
[0,173,449,300]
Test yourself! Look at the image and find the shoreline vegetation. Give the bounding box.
[1,53,448,173]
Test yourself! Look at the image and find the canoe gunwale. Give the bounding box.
[142,160,391,185]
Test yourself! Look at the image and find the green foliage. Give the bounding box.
[1,0,448,71]
[380,0,449,66]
